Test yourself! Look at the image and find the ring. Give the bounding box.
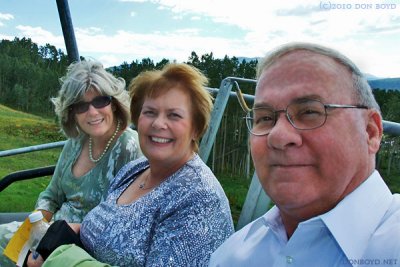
[32,251,40,260]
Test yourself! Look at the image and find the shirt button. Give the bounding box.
[286,256,293,264]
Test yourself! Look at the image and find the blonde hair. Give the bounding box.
[52,59,130,138]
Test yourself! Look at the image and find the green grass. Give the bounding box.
[0,104,64,212]
[217,174,251,224]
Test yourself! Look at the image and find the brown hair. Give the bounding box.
[129,63,213,152]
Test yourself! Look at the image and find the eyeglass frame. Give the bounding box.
[244,98,369,136]
[69,95,113,114]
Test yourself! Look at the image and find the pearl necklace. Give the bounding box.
[89,120,120,163]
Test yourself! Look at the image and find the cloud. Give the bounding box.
[6,0,400,77]
[68,1,400,76]
[276,5,321,16]
[0,34,15,40]
[15,25,64,47]
[0,13,14,26]
[358,15,400,34]
[76,27,103,35]
[0,13,14,20]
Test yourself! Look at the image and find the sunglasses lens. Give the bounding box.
[92,96,112,108]
[72,96,112,114]
[73,103,90,114]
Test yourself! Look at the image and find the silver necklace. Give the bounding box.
[89,120,120,163]
[138,171,152,190]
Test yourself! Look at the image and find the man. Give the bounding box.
[209,43,400,266]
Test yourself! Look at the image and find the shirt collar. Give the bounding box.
[259,205,288,242]
[319,170,393,262]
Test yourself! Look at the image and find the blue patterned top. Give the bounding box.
[35,128,141,223]
[80,155,234,267]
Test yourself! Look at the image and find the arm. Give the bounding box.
[35,140,75,220]
[146,189,234,266]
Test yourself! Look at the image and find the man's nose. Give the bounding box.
[267,112,302,150]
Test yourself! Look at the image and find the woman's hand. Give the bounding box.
[68,223,81,234]
[38,209,53,223]
[27,251,44,267]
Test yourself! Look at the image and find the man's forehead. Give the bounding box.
[257,50,353,88]
[255,52,355,106]
[266,50,342,72]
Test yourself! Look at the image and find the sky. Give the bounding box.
[0,0,400,78]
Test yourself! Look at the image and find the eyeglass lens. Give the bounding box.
[73,96,112,114]
[247,99,327,135]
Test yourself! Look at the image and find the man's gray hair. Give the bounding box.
[257,42,380,112]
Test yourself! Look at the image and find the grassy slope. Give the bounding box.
[0,104,64,212]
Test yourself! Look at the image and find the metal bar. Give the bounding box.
[199,79,234,162]
[383,120,400,136]
[0,212,30,224]
[56,0,80,62]
[206,87,254,104]
[225,77,257,84]
[0,141,66,158]
[0,166,56,192]
[236,172,271,230]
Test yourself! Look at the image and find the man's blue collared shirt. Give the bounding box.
[210,171,400,267]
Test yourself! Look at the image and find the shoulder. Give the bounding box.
[161,155,231,215]
[109,156,148,191]
[118,128,139,146]
[378,194,400,232]
[182,154,216,182]
[58,138,81,158]
[120,127,138,139]
[210,215,269,263]
[109,128,141,157]
[364,194,400,257]
[175,155,222,197]
[377,194,400,228]
[65,137,79,149]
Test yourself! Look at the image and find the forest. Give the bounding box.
[1,37,400,183]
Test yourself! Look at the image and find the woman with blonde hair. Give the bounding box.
[0,59,141,267]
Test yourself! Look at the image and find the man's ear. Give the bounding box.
[366,110,383,154]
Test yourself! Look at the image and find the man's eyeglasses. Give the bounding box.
[70,96,112,114]
[244,99,368,136]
